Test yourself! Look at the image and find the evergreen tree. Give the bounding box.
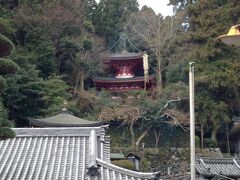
[4,49,71,127]
[24,28,57,78]
[0,18,18,138]
[90,0,139,45]
[170,0,240,141]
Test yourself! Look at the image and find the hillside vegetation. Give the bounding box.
[0,0,239,149]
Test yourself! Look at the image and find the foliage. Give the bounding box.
[0,58,19,74]
[3,63,70,126]
[0,0,239,151]
[3,64,44,126]
[0,34,15,56]
[0,18,17,138]
[89,0,139,44]
[111,160,134,170]
[24,28,57,78]
[40,75,71,116]
[126,8,184,90]
[195,136,200,148]
[204,138,217,148]
[0,75,7,93]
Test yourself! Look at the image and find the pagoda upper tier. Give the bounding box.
[93,51,155,92]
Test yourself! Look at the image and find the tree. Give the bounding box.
[99,90,187,148]
[125,7,183,91]
[0,18,18,138]
[14,0,83,40]
[196,91,230,148]
[90,0,139,45]
[24,28,57,78]
[4,61,71,126]
[168,0,240,145]
[41,75,71,116]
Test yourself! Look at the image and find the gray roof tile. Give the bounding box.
[0,127,158,180]
[196,157,240,178]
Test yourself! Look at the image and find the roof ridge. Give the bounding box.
[13,126,108,137]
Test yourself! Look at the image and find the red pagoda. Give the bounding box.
[93,50,155,92]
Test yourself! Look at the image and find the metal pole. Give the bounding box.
[189,62,196,180]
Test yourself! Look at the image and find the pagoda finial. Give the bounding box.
[123,33,126,51]
[120,33,128,53]
[61,100,68,112]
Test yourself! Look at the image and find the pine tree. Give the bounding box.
[91,0,139,45]
[171,0,240,141]
[0,18,19,138]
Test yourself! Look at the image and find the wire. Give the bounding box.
[125,33,141,52]
[107,33,141,53]
[108,35,123,52]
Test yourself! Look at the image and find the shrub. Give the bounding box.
[111,160,135,170]
[195,136,200,148]
[204,138,217,148]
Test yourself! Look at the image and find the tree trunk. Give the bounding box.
[201,123,204,149]
[233,86,240,113]
[156,56,163,91]
[211,129,217,141]
[79,72,85,92]
[129,122,135,148]
[135,128,150,147]
[154,129,161,148]
[226,132,230,154]
[73,73,80,100]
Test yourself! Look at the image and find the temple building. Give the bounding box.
[0,127,160,179]
[93,34,155,93]
[0,108,160,179]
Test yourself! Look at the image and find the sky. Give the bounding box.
[137,0,174,17]
[95,0,174,17]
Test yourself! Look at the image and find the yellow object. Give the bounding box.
[218,24,240,46]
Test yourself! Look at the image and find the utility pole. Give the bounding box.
[189,62,196,180]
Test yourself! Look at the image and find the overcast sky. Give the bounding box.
[138,0,173,16]
[95,0,174,17]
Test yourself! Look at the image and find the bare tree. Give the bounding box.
[125,8,183,91]
[99,98,186,148]
[15,0,83,39]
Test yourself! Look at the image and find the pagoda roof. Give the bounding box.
[28,110,104,127]
[104,52,144,61]
[93,75,155,83]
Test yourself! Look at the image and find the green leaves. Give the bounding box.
[0,100,15,139]
[196,91,230,132]
[0,58,19,74]
[0,34,15,57]
[41,75,71,116]
[91,0,139,44]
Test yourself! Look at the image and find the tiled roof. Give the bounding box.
[0,126,109,180]
[104,52,144,60]
[0,127,159,180]
[93,75,155,83]
[196,157,240,178]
